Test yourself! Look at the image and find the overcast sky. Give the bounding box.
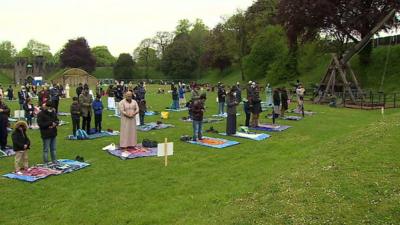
[1,0,254,56]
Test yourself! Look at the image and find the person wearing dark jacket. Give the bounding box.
[70,97,81,135]
[138,99,147,126]
[23,98,35,128]
[7,85,13,101]
[191,94,206,141]
[280,87,289,117]
[273,89,281,118]
[0,98,10,150]
[92,94,104,133]
[76,83,83,98]
[226,87,239,135]
[38,86,50,107]
[50,85,61,113]
[79,87,93,134]
[171,86,179,109]
[37,102,59,164]
[243,99,251,127]
[18,86,28,110]
[249,82,262,127]
[12,121,30,172]
[217,84,226,115]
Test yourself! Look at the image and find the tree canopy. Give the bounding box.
[60,37,96,72]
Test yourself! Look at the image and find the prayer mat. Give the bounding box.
[283,116,303,121]
[180,118,223,123]
[59,120,69,126]
[3,159,90,182]
[250,124,291,132]
[186,136,239,149]
[212,113,240,118]
[106,145,157,160]
[145,111,158,116]
[67,131,119,140]
[57,112,71,116]
[219,132,270,141]
[137,123,174,132]
[8,118,18,123]
[290,109,316,115]
[0,147,15,158]
[165,107,188,112]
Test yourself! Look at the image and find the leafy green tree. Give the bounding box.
[161,34,197,79]
[0,41,17,65]
[175,19,192,35]
[189,19,210,69]
[243,26,289,81]
[17,39,53,61]
[113,53,135,79]
[91,46,116,67]
[60,37,96,72]
[133,38,159,79]
[153,31,174,57]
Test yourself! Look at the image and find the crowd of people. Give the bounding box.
[1,78,307,173]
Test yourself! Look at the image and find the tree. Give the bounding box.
[0,41,17,66]
[278,0,400,65]
[133,38,159,79]
[161,34,197,79]
[91,46,116,67]
[175,19,192,35]
[243,26,289,81]
[189,19,210,70]
[153,31,174,57]
[224,10,248,81]
[60,37,96,72]
[202,24,233,72]
[17,39,53,61]
[113,53,135,80]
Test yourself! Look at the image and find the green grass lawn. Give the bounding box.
[0,85,399,225]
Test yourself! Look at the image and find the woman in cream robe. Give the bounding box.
[119,91,139,148]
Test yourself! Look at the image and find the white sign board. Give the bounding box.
[157,142,174,157]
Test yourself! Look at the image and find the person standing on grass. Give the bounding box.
[178,82,186,108]
[280,87,289,117]
[12,121,30,172]
[243,99,251,127]
[37,102,59,164]
[79,87,93,134]
[191,94,206,141]
[235,82,242,103]
[273,89,281,119]
[138,99,147,126]
[18,86,28,110]
[50,84,61,113]
[0,97,10,150]
[24,98,34,128]
[191,84,201,101]
[92,94,104,133]
[171,85,179,109]
[7,85,14,101]
[70,97,81,136]
[119,91,139,149]
[249,82,262,127]
[226,87,239,135]
[38,86,50,107]
[76,83,83,98]
[217,83,226,115]
[296,84,305,112]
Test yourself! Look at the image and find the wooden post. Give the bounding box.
[164,138,168,167]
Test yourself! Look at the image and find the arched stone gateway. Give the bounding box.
[53,68,98,86]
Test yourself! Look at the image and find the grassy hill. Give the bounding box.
[0,69,13,85]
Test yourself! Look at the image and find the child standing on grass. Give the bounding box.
[92,94,104,133]
[138,99,147,126]
[24,98,34,128]
[70,97,81,136]
[12,121,30,172]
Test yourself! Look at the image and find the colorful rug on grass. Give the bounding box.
[0,147,15,158]
[290,109,316,116]
[250,124,291,132]
[57,112,71,116]
[165,107,188,112]
[137,123,174,132]
[219,132,270,141]
[67,131,119,140]
[106,145,157,160]
[187,136,239,149]
[181,118,223,123]
[145,111,158,116]
[3,159,90,182]
[212,113,240,118]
